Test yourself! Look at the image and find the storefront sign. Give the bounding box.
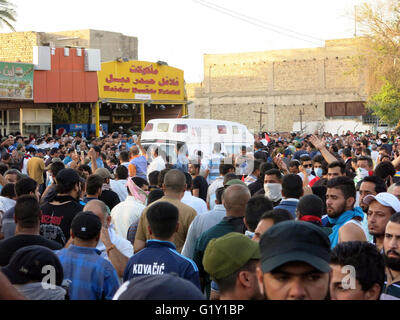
[98,61,184,101]
[0,62,34,100]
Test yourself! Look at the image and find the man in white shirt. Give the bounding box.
[110,185,146,240]
[147,146,166,177]
[181,173,208,215]
[84,200,133,279]
[109,165,129,202]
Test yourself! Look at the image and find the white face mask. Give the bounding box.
[314,167,323,178]
[305,168,312,176]
[264,183,282,202]
[356,167,369,179]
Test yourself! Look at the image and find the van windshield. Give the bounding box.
[157,123,169,132]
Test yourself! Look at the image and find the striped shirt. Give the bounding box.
[56,245,120,300]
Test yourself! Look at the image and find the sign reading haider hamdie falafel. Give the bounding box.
[0,62,34,100]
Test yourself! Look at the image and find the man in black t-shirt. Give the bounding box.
[0,195,62,267]
[189,163,208,202]
[40,168,84,246]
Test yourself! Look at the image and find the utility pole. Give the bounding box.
[253,107,268,132]
[299,108,305,132]
[354,5,357,37]
[208,65,212,119]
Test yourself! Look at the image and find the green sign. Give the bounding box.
[0,62,34,100]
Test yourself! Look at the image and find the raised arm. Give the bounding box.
[136,135,147,159]
[309,135,337,164]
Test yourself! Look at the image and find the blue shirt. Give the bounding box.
[56,245,120,300]
[63,156,72,165]
[274,199,299,219]
[123,240,201,289]
[89,157,104,169]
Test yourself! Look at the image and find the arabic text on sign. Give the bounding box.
[105,74,130,84]
[129,65,159,75]
[158,77,180,87]
[133,78,156,85]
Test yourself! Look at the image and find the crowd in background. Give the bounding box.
[0,127,400,300]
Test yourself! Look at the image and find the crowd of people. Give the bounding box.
[0,128,400,300]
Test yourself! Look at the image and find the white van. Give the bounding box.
[140,118,254,164]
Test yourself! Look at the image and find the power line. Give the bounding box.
[197,0,324,42]
[193,0,324,46]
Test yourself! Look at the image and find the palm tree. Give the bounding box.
[0,0,17,32]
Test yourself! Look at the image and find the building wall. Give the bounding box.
[186,38,368,133]
[0,32,39,62]
[0,29,138,63]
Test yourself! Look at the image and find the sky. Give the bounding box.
[7,0,369,83]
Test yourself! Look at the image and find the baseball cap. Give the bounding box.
[95,167,114,180]
[363,192,400,212]
[203,232,260,280]
[113,274,205,300]
[71,211,102,240]
[56,168,85,186]
[1,245,64,285]
[381,134,388,139]
[224,179,247,187]
[259,220,331,273]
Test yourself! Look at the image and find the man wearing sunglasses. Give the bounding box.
[298,156,316,185]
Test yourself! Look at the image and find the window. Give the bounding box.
[217,125,227,134]
[173,124,188,133]
[143,123,153,132]
[232,126,239,134]
[157,123,169,132]
[325,101,366,117]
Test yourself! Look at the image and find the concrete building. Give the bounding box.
[0,29,138,63]
[186,38,382,134]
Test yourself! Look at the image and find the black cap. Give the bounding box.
[1,245,64,285]
[113,274,205,300]
[56,168,85,187]
[71,211,102,240]
[259,220,331,273]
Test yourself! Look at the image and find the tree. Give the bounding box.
[0,0,17,31]
[368,79,400,126]
[354,0,400,127]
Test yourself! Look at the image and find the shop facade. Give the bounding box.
[0,61,52,136]
[96,60,188,135]
[33,46,100,137]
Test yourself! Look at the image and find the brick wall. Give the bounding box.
[0,32,38,62]
[187,38,368,132]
